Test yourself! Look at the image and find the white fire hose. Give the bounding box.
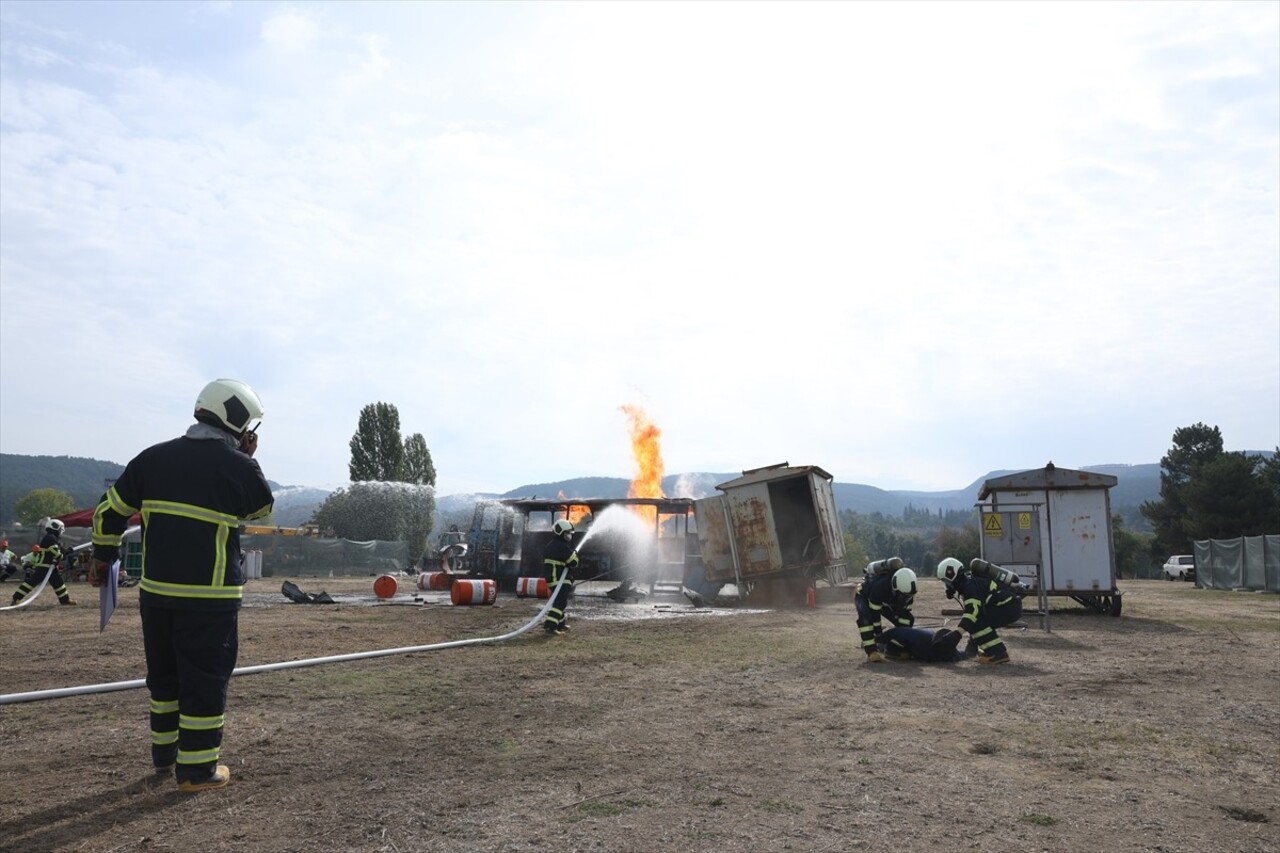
[0,572,570,706]
[0,564,54,611]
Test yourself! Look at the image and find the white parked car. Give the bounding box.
[1162,554,1195,581]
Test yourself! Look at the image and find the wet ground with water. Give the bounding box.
[242,578,766,621]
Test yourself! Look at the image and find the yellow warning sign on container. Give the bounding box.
[983,513,1004,537]
[1018,512,1032,530]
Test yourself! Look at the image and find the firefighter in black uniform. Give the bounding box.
[937,557,1027,665]
[542,519,580,635]
[10,519,77,606]
[855,559,917,662]
[90,379,274,792]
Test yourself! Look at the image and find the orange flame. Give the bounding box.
[555,490,591,525]
[620,404,665,525]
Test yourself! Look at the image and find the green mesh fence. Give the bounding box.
[1194,535,1280,592]
[240,535,410,577]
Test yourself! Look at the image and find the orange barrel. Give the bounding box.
[516,577,550,599]
[373,574,399,599]
[450,578,497,606]
[417,571,453,591]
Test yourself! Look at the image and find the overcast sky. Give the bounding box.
[1,0,1277,497]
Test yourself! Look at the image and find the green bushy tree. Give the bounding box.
[15,488,75,526]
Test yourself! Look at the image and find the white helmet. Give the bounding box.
[195,378,264,433]
[552,519,574,537]
[937,557,964,583]
[47,518,66,535]
[891,567,917,596]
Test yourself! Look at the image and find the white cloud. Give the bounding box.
[260,10,319,52]
[1,0,1276,495]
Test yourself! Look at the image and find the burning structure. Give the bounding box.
[457,497,698,591]
[449,409,851,606]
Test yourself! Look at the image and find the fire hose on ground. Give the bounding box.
[0,569,571,706]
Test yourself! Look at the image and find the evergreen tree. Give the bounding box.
[1260,450,1280,532]
[1141,423,1224,554]
[1141,425,1276,553]
[1185,452,1272,538]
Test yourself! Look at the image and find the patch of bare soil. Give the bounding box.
[1,577,1277,853]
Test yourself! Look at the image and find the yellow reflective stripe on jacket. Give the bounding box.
[92,489,135,546]
[105,486,139,516]
[140,577,244,600]
[139,499,241,597]
[142,500,238,527]
[545,559,574,585]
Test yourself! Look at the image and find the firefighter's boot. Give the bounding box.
[177,764,231,792]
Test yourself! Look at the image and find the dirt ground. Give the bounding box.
[1,575,1277,853]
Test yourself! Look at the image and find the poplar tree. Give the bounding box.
[402,433,437,486]
[348,402,405,483]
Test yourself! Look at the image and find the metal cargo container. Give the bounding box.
[977,463,1121,616]
[692,463,849,603]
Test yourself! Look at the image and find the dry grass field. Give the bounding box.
[1,576,1277,853]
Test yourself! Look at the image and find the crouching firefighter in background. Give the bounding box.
[543,519,580,636]
[855,557,918,662]
[10,518,77,606]
[937,557,1029,665]
[0,539,18,582]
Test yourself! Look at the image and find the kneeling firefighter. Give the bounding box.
[937,557,1029,665]
[855,557,917,662]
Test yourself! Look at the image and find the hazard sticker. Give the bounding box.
[983,514,1004,537]
[1018,512,1032,530]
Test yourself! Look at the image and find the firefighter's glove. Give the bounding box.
[567,551,580,568]
[88,559,110,588]
[1013,583,1031,598]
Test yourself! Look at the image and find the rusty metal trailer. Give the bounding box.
[690,463,850,604]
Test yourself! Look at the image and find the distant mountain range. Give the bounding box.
[464,464,1165,527]
[2,452,1271,533]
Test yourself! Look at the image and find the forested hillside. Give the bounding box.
[0,454,292,527]
[0,454,125,524]
[0,452,1216,532]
